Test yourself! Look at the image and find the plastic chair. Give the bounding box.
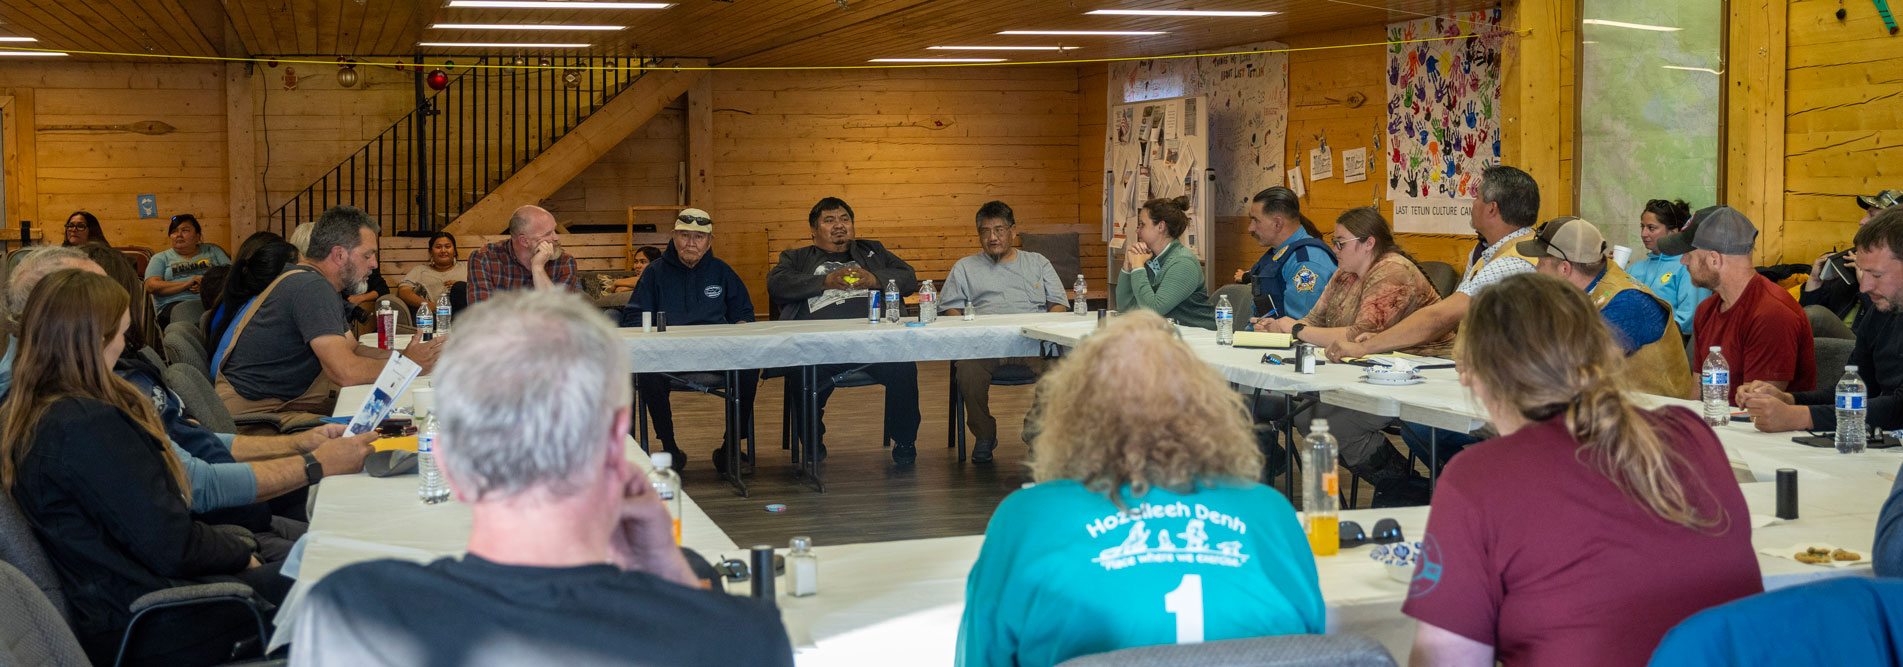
[1418,261,1458,299]
[1021,232,1082,289]
[163,321,211,380]
[0,491,270,667]
[1215,283,1256,320]
[1055,633,1397,667]
[1814,336,1857,391]
[1651,577,1903,665]
[163,363,319,435]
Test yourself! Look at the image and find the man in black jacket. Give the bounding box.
[1799,190,1899,326]
[620,209,759,473]
[1744,207,1903,432]
[766,197,923,464]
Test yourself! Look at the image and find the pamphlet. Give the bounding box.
[343,352,424,436]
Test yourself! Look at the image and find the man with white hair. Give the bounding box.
[467,204,584,303]
[293,290,793,666]
[219,206,446,426]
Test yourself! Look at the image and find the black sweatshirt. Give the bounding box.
[1797,298,1903,431]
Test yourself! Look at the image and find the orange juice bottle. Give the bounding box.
[1304,420,1340,556]
[649,452,683,545]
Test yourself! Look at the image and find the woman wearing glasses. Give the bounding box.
[958,310,1322,667]
[1255,207,1453,506]
[61,211,109,247]
[1405,272,1757,666]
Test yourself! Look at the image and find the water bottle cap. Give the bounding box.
[1708,346,1721,352]
[1311,418,1330,433]
[789,535,812,551]
[1846,365,1858,372]
[650,452,672,469]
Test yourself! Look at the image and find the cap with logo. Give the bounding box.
[1515,216,1606,264]
[675,208,713,233]
[1657,206,1756,257]
[1858,190,1902,212]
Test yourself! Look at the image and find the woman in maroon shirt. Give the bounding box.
[1403,273,1761,667]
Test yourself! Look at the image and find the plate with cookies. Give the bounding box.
[1758,543,1868,568]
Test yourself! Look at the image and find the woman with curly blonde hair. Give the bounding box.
[956,310,1323,667]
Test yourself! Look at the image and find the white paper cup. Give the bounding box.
[412,387,436,417]
[1611,244,1633,268]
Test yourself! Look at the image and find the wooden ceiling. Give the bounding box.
[0,0,1502,66]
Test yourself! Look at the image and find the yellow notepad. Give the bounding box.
[1232,331,1293,349]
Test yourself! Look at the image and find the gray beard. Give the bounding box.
[347,279,368,296]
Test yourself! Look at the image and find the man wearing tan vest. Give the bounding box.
[217,206,447,428]
[1522,216,1696,399]
[1327,164,1542,362]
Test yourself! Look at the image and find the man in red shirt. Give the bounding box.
[1663,206,1816,403]
[467,205,584,304]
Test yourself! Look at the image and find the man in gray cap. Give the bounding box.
[1665,206,1816,403]
[618,208,757,474]
[1523,216,1693,398]
[1800,189,1903,324]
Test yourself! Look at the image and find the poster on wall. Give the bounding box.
[1384,9,1504,211]
[1342,147,1368,183]
[1111,40,1290,218]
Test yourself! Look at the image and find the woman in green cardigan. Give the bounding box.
[1116,196,1215,329]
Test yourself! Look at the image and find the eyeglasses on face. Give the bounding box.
[1331,236,1363,250]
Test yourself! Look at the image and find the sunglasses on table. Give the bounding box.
[1339,518,1405,548]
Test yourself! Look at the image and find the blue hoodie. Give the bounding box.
[619,242,755,327]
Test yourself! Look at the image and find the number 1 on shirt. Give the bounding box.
[1163,574,1205,644]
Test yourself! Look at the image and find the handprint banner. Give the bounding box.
[1385,10,1503,202]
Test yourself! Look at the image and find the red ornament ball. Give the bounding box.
[426,69,449,90]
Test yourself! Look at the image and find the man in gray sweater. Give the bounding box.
[766,197,923,464]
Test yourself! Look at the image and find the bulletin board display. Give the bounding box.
[1104,96,1213,289]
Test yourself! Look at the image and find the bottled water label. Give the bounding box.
[1703,371,1729,386]
[1838,393,1867,410]
[418,432,434,453]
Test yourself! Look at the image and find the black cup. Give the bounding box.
[656,312,668,332]
[1776,468,1798,520]
[749,545,775,603]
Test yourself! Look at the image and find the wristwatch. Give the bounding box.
[1289,322,1307,342]
[300,452,324,487]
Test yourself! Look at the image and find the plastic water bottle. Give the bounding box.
[1837,365,1868,454]
[1302,419,1340,557]
[414,302,435,343]
[435,292,453,335]
[648,453,683,544]
[918,280,938,324]
[417,412,451,504]
[375,299,397,350]
[1700,347,1730,427]
[883,279,901,324]
[1215,294,1235,345]
[1073,275,1088,315]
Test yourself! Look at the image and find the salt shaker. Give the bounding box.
[962,302,975,321]
[1296,343,1317,374]
[787,536,818,597]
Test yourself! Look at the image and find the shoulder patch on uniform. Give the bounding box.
[1272,245,1288,261]
[1295,266,1320,292]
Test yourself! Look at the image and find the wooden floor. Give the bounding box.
[666,361,1383,549]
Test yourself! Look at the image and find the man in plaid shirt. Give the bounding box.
[467,205,584,303]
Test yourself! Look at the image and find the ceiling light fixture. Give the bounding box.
[1085,9,1276,17]
[430,23,627,30]
[998,30,1166,36]
[0,37,38,42]
[870,58,1007,63]
[445,1,672,8]
[419,42,592,48]
[927,45,1078,51]
[0,51,65,56]
[1581,19,1682,31]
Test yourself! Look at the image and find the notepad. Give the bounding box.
[1232,331,1293,349]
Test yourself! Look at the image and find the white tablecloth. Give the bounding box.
[621,312,1077,373]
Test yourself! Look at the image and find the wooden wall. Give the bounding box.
[0,62,232,251]
[251,61,414,235]
[1777,0,1902,264]
[543,102,685,229]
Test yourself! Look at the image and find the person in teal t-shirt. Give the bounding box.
[957,310,1324,667]
[1627,199,1711,335]
[143,213,231,324]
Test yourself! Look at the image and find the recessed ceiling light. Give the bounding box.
[1581,19,1681,31]
[928,46,1078,51]
[431,23,627,31]
[0,37,38,42]
[445,1,672,8]
[0,51,65,56]
[419,42,592,48]
[869,58,1007,63]
[998,30,1166,36]
[1085,9,1276,17]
